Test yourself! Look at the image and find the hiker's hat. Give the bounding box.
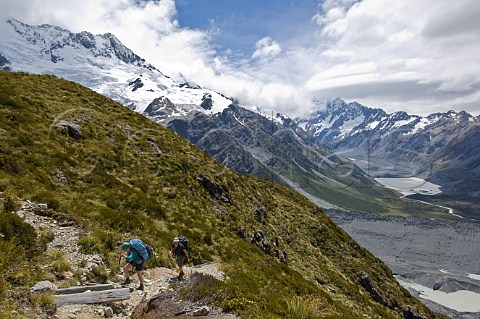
[173,237,179,243]
[121,242,131,250]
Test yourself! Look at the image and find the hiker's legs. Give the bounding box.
[136,270,144,285]
[135,262,144,288]
[123,262,133,279]
[176,255,185,278]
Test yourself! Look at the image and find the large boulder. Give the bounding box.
[31,280,58,292]
[57,121,83,140]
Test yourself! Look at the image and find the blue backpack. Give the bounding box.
[130,238,151,262]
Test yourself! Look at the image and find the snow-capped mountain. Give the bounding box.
[296,98,480,203]
[0,19,233,115]
[297,98,479,175]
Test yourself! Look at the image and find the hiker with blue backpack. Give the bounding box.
[168,236,189,280]
[121,239,153,291]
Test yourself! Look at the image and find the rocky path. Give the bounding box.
[18,201,92,268]
[18,201,238,318]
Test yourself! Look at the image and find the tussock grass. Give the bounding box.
[285,296,331,319]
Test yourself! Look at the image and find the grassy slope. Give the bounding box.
[0,71,443,318]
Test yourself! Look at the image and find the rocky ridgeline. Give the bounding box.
[14,201,237,319]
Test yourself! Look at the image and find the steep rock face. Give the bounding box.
[0,51,10,70]
[426,124,480,199]
[200,93,213,110]
[143,96,179,121]
[167,110,276,183]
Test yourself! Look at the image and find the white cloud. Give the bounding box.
[306,0,480,115]
[251,36,282,60]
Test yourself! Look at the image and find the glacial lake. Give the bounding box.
[396,276,480,313]
[375,177,442,196]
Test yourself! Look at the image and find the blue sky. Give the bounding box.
[176,0,320,59]
[1,0,480,116]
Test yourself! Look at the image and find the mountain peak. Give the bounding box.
[5,19,157,70]
[0,19,235,118]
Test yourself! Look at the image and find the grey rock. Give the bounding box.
[44,304,57,315]
[360,272,390,307]
[0,52,11,70]
[198,176,231,204]
[254,207,268,224]
[56,171,68,184]
[15,210,26,219]
[238,227,247,239]
[147,137,162,154]
[193,306,210,316]
[432,282,442,291]
[57,121,83,140]
[128,78,144,92]
[86,262,98,270]
[143,96,177,120]
[91,255,103,264]
[402,306,427,319]
[200,93,213,110]
[250,230,270,253]
[31,280,58,292]
[104,307,114,318]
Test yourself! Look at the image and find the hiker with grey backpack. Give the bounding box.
[120,239,153,291]
[168,236,189,280]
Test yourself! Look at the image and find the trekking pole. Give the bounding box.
[118,252,123,274]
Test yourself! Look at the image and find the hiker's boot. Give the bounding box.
[123,277,132,285]
[137,284,144,291]
[178,271,185,280]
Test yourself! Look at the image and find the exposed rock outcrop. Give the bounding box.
[200,93,213,110]
[57,121,83,140]
[403,306,428,319]
[198,176,231,204]
[254,207,268,224]
[360,272,390,307]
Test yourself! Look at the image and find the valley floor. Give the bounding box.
[326,209,480,319]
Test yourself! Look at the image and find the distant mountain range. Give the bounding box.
[297,98,479,177]
[295,99,480,217]
[1,19,477,218]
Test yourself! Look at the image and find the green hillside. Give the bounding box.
[0,71,442,318]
